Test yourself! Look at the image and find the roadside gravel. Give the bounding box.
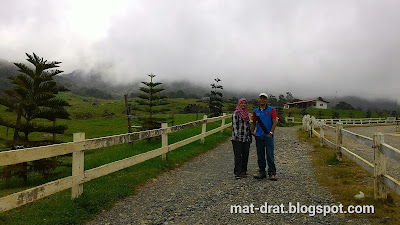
[87,126,370,224]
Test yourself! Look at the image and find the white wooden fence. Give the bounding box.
[0,113,231,212]
[303,115,400,200]
[321,117,399,126]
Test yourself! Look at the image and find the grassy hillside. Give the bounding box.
[0,92,211,148]
[0,92,233,224]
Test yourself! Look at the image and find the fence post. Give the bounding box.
[335,122,343,161]
[310,116,315,137]
[200,115,207,144]
[304,116,307,131]
[320,120,325,147]
[306,115,309,130]
[305,115,310,132]
[72,132,85,199]
[221,113,226,133]
[373,132,387,200]
[161,123,168,160]
[124,94,132,133]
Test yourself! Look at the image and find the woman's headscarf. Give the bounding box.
[234,98,250,122]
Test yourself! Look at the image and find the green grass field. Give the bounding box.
[0,92,212,148]
[0,128,232,224]
[0,93,233,224]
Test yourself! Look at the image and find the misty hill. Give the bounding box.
[0,59,398,112]
[0,59,18,94]
[0,59,115,99]
[323,96,398,112]
[60,71,399,112]
[60,71,265,100]
[60,70,212,99]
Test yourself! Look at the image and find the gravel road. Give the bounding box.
[87,126,370,225]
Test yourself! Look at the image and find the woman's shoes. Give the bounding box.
[239,172,248,178]
[269,174,278,181]
[235,172,248,180]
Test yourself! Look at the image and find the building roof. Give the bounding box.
[286,99,329,105]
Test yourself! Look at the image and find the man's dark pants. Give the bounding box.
[255,136,276,175]
[231,141,250,176]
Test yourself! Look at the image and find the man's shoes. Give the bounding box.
[239,172,248,178]
[235,175,241,180]
[269,174,278,181]
[253,173,267,179]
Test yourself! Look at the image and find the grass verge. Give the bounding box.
[0,127,231,225]
[297,129,400,224]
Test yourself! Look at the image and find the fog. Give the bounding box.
[1,0,399,101]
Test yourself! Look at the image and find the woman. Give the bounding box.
[231,98,252,179]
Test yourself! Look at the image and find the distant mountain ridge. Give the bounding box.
[0,59,115,99]
[0,59,18,94]
[0,59,398,112]
[60,70,212,99]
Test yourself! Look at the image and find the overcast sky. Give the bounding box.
[1,0,399,100]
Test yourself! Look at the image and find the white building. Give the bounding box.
[284,99,329,109]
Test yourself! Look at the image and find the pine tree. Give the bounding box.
[277,94,286,107]
[0,53,70,181]
[134,73,170,131]
[285,92,294,103]
[268,94,278,106]
[209,78,223,117]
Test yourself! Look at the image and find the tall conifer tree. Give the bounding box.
[0,53,70,181]
[209,78,223,117]
[134,73,170,131]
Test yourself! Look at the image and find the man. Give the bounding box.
[251,93,278,181]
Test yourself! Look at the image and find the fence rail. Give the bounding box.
[0,114,231,212]
[321,117,400,126]
[303,115,400,200]
[341,129,373,147]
